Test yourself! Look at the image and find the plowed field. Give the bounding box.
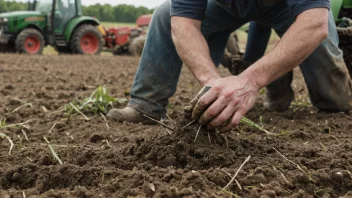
[0,54,351,198]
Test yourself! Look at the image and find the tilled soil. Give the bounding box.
[0,54,352,198]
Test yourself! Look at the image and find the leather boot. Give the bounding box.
[107,107,158,124]
[263,87,294,112]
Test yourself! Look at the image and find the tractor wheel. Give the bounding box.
[15,28,44,54]
[56,46,72,54]
[70,24,104,55]
[128,35,146,56]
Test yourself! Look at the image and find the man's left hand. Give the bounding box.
[192,75,259,133]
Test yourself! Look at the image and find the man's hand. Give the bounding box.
[190,75,259,133]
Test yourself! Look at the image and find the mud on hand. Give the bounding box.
[183,86,212,121]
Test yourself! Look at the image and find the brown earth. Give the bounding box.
[0,54,352,198]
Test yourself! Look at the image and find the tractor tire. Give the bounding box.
[70,24,104,55]
[128,35,146,56]
[15,28,44,54]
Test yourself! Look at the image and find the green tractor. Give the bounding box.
[0,0,104,54]
[334,0,352,74]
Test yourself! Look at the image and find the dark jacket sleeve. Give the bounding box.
[287,0,330,17]
[170,0,207,20]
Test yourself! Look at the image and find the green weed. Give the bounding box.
[240,116,288,136]
[65,86,127,117]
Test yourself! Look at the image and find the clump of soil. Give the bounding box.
[123,118,237,170]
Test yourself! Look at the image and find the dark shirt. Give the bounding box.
[170,0,330,21]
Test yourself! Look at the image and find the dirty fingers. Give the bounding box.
[190,76,259,132]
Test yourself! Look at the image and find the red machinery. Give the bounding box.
[136,14,152,27]
[103,14,151,56]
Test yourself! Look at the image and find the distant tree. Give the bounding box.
[0,1,153,23]
[6,1,27,11]
[100,4,114,22]
[0,0,27,13]
[0,0,7,13]
[83,3,102,19]
[83,3,154,23]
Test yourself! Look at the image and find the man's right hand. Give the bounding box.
[189,75,259,133]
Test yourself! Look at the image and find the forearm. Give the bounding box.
[171,17,221,86]
[241,8,329,89]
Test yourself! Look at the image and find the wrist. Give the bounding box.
[239,68,262,92]
[199,74,221,86]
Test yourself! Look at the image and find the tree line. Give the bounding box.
[0,0,27,12]
[0,0,154,23]
[83,4,154,23]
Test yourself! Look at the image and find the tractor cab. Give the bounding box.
[31,0,79,35]
[0,0,103,54]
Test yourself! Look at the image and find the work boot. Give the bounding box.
[263,88,294,112]
[107,107,157,124]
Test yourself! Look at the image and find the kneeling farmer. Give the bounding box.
[109,0,352,132]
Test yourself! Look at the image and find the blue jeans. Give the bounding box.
[128,0,352,118]
[243,22,271,63]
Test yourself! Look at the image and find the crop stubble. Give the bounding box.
[0,54,351,197]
